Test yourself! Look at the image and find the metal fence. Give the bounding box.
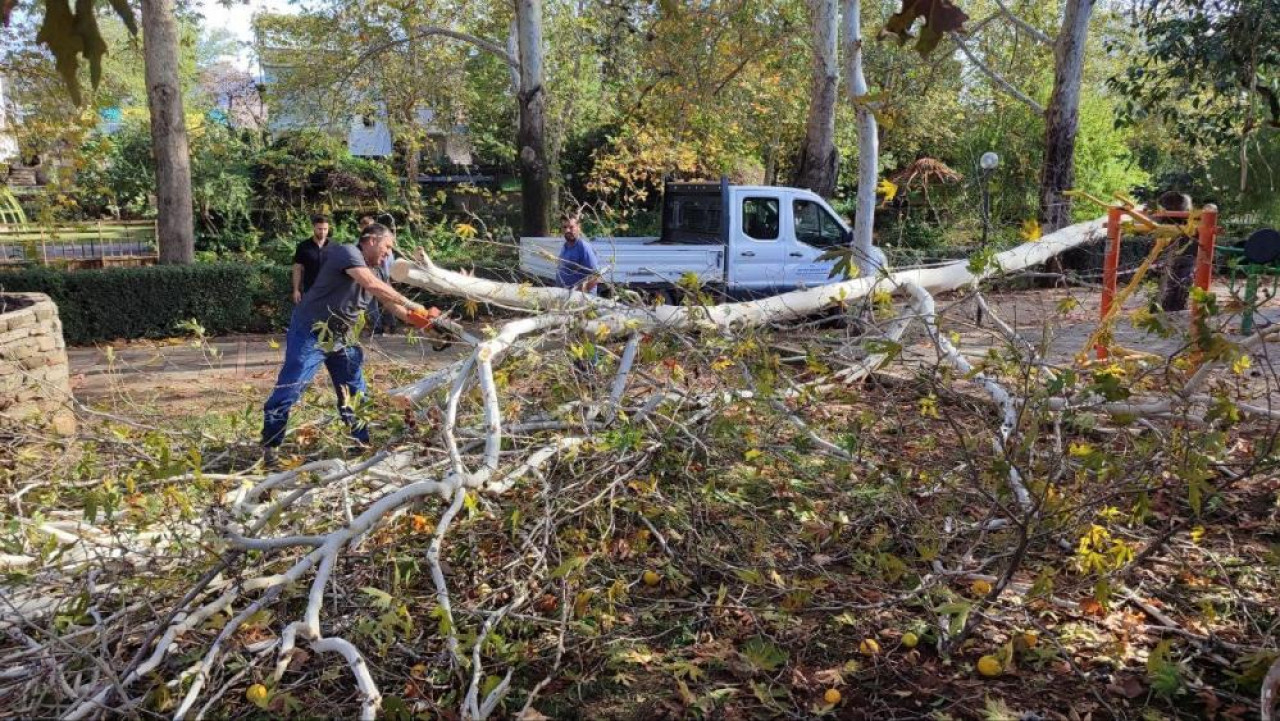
[0,220,159,267]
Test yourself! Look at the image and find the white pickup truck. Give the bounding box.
[519,180,872,298]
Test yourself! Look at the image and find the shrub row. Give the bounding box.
[0,264,293,345]
[0,262,476,345]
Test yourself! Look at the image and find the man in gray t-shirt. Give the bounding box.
[294,243,375,345]
[261,223,441,467]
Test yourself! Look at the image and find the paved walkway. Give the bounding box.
[67,333,465,417]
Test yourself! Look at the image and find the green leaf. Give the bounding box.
[1147,639,1183,698]
[936,601,972,637]
[549,554,589,579]
[74,0,107,89]
[361,586,394,610]
[739,637,788,673]
[37,0,83,104]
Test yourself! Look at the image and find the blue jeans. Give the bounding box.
[261,320,370,448]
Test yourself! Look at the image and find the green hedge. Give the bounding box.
[0,262,462,345]
[0,264,294,345]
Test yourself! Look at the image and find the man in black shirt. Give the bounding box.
[291,214,332,303]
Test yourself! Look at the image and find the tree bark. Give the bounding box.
[793,0,839,198]
[393,217,1107,332]
[1038,0,1095,232]
[516,0,550,237]
[141,0,195,264]
[841,0,878,276]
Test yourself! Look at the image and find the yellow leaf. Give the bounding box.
[245,683,269,707]
[1231,355,1252,375]
[1020,219,1042,241]
[268,338,280,349]
[455,222,478,239]
[875,178,898,204]
[1069,442,1093,457]
[917,394,939,419]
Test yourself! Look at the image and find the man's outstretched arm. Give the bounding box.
[346,266,439,326]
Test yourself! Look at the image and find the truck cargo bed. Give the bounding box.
[519,236,725,287]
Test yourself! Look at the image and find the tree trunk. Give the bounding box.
[141,0,195,264]
[841,0,878,276]
[393,217,1107,331]
[1038,0,1095,232]
[793,0,839,198]
[516,0,550,237]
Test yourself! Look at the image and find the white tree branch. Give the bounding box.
[951,33,1046,115]
[991,0,1054,45]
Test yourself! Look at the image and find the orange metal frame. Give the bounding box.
[1096,204,1219,359]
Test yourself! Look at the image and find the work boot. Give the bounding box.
[262,447,281,472]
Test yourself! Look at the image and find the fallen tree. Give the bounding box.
[3,215,1279,720]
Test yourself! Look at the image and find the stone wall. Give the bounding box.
[0,292,75,435]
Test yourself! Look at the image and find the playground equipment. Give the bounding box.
[1221,228,1280,335]
[1066,191,1219,360]
[0,187,26,226]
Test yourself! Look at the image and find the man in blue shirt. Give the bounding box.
[261,223,440,468]
[556,216,600,292]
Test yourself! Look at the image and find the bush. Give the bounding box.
[0,264,294,344]
[0,262,460,345]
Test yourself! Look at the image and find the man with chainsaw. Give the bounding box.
[261,222,439,468]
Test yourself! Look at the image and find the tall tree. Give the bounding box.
[12,0,195,261]
[256,0,549,237]
[1039,0,1096,230]
[950,0,1095,231]
[842,0,877,274]
[794,0,839,198]
[515,0,550,236]
[141,0,195,263]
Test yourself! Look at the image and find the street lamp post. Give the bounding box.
[979,152,999,248]
[976,152,999,327]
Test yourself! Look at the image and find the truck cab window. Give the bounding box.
[793,200,845,248]
[742,198,780,241]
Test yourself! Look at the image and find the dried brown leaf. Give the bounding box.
[882,0,969,55]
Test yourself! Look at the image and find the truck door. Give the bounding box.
[786,197,846,288]
[729,194,789,293]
